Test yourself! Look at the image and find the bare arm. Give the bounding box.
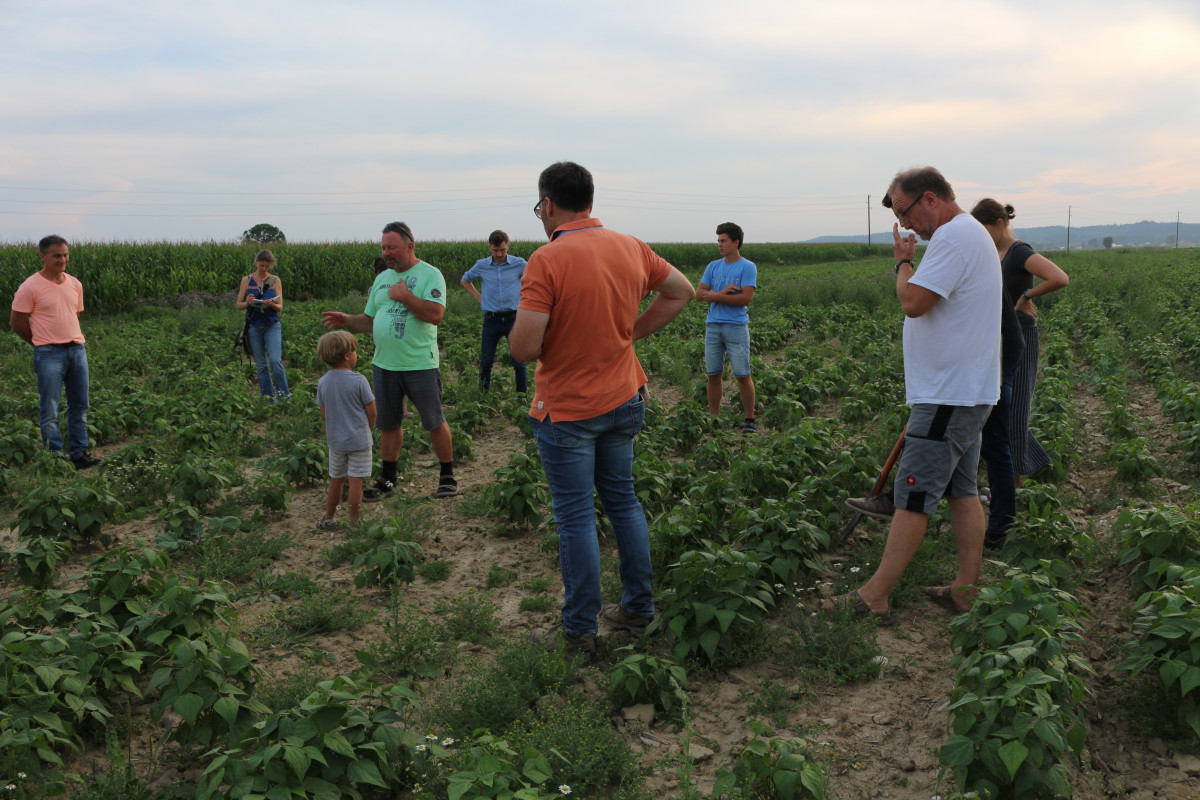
[9,309,33,344]
[461,280,482,305]
[509,309,550,363]
[235,276,252,310]
[364,400,377,431]
[267,277,283,312]
[388,282,445,325]
[634,266,696,340]
[892,223,940,318]
[1014,253,1069,317]
[697,282,753,306]
[896,266,940,317]
[321,311,373,333]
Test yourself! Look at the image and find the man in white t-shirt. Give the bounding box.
[827,167,1000,620]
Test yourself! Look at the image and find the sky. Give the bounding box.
[3,0,1200,245]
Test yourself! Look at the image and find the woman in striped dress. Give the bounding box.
[971,199,1070,482]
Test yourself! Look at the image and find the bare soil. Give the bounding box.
[10,370,1200,800]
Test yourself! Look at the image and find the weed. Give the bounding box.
[507,698,640,795]
[199,529,292,583]
[431,636,579,739]
[485,565,517,588]
[746,681,804,729]
[436,590,499,644]
[271,587,373,639]
[418,560,450,581]
[523,575,552,593]
[356,598,455,679]
[254,662,327,713]
[519,596,553,613]
[788,598,884,684]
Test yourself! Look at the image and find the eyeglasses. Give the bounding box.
[895,193,925,225]
[533,198,546,220]
[382,221,413,242]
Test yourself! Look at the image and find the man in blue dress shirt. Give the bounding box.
[460,230,528,393]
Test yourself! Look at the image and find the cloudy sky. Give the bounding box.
[2,0,1198,244]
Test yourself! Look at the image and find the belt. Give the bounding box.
[484,310,516,320]
[45,342,83,348]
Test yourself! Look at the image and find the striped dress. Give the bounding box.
[1002,242,1053,475]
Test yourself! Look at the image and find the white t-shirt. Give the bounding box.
[903,213,1001,406]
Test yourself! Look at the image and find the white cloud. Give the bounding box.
[2,0,1199,242]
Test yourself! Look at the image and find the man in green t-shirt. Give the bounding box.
[321,222,458,499]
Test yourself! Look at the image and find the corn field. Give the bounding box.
[0,240,888,316]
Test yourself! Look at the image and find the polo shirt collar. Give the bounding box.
[550,217,604,241]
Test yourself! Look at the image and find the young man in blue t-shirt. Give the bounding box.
[697,222,757,433]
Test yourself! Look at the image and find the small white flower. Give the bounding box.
[559,786,572,795]
[416,744,426,752]
[833,563,842,568]
[442,737,455,746]
[810,612,817,617]
[850,566,861,573]
[426,733,438,740]
[774,583,784,589]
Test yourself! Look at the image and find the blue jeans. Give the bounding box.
[33,343,91,459]
[531,395,652,636]
[479,314,526,393]
[980,344,1024,537]
[248,321,289,398]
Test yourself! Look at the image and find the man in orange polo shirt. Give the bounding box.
[9,235,101,469]
[511,161,695,658]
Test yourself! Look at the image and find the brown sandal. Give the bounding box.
[924,585,971,615]
[820,591,890,623]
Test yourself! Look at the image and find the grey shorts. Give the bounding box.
[893,403,991,515]
[329,447,372,479]
[373,366,446,431]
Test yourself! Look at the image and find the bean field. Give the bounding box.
[2,241,1200,800]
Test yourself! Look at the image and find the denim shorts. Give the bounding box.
[705,323,751,377]
[893,403,991,515]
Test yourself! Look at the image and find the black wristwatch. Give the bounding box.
[895,259,913,274]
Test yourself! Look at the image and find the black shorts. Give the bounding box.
[373,366,446,431]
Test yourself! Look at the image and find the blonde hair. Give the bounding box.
[317,330,357,366]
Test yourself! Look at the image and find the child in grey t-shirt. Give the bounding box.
[315,331,376,529]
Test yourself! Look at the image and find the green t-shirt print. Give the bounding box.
[363,261,446,371]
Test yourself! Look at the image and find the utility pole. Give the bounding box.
[867,195,871,249]
[1066,206,1072,252]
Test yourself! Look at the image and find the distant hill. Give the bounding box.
[806,220,1200,250]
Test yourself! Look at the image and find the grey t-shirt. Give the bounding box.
[316,368,375,452]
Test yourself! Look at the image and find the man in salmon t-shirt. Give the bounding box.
[510,161,695,659]
[9,235,101,469]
